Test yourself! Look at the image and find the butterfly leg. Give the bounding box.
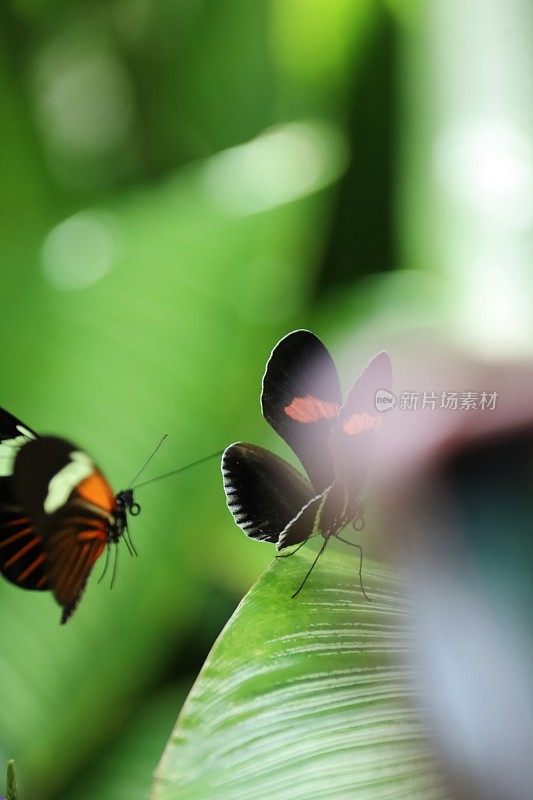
[335,535,372,602]
[291,536,329,599]
[110,543,119,590]
[97,544,111,584]
[275,537,310,559]
[123,518,138,557]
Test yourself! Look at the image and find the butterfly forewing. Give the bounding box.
[13,437,102,526]
[0,408,37,478]
[222,442,314,543]
[0,408,37,444]
[261,330,341,493]
[341,351,392,418]
[332,351,392,497]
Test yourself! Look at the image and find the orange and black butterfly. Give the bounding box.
[222,330,392,597]
[0,409,140,623]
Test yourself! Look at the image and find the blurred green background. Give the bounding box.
[1,0,532,797]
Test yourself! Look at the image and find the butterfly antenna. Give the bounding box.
[133,449,225,491]
[291,537,329,599]
[127,434,168,488]
[110,543,119,589]
[97,544,111,584]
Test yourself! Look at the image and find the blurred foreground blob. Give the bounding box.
[371,346,533,800]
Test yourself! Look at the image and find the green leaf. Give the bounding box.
[152,545,445,800]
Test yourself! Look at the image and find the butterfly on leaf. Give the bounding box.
[222,330,392,597]
[0,409,142,623]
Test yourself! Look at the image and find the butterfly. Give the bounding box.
[0,408,141,624]
[222,330,392,597]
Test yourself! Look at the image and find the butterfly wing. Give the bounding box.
[276,489,329,551]
[332,351,392,497]
[13,436,115,622]
[0,408,37,453]
[222,442,315,543]
[261,330,342,493]
[45,522,107,624]
[0,479,49,590]
[0,408,37,488]
[0,409,48,590]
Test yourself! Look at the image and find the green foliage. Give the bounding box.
[153,546,444,800]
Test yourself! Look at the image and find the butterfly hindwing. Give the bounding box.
[276,489,328,551]
[222,442,315,543]
[0,479,48,590]
[261,330,341,493]
[0,409,47,590]
[46,522,107,624]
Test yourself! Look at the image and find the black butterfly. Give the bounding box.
[222,330,392,597]
[0,409,140,623]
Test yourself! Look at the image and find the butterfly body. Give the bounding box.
[222,330,392,593]
[318,480,359,536]
[0,413,139,623]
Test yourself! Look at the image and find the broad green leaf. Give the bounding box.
[153,545,446,800]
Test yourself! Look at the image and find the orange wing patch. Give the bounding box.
[77,472,115,513]
[342,412,382,435]
[284,395,339,423]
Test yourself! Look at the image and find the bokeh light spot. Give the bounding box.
[202,121,348,215]
[32,30,136,173]
[435,119,533,229]
[41,212,117,291]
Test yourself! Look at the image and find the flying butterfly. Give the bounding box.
[222,330,392,597]
[0,409,221,623]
